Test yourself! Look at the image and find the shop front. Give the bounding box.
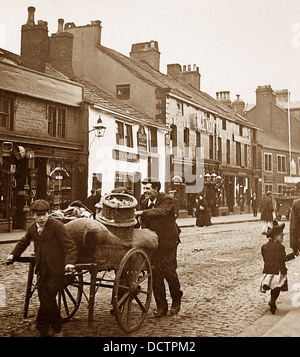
[0,140,86,231]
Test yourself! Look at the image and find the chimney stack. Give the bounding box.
[21,7,49,72]
[49,18,75,78]
[130,41,160,71]
[232,94,245,115]
[167,63,201,91]
[216,91,232,108]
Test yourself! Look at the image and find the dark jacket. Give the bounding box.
[140,192,180,249]
[261,239,294,275]
[290,198,300,251]
[11,217,77,274]
[261,195,274,222]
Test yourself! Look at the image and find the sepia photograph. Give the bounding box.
[1,0,300,344]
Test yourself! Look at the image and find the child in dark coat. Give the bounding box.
[260,222,295,314]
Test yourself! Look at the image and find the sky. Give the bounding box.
[1,0,300,105]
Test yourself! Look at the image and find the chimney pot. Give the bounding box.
[27,6,35,25]
[188,64,191,71]
[183,65,186,72]
[57,18,64,33]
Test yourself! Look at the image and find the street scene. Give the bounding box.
[1,0,300,341]
[1,216,300,338]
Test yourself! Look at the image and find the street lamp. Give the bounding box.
[90,116,106,138]
[211,172,217,184]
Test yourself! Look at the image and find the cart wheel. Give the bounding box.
[57,271,83,322]
[112,248,152,333]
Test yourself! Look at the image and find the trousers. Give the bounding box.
[152,246,182,309]
[36,265,65,335]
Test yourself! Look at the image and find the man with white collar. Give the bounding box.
[7,199,77,337]
[135,178,183,318]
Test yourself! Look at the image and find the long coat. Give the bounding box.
[290,198,300,252]
[11,217,77,274]
[261,239,294,275]
[261,195,274,222]
[140,192,180,250]
[195,197,211,227]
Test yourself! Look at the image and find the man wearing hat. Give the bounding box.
[6,199,77,337]
[135,178,183,318]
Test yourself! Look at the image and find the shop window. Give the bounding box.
[277,184,286,194]
[0,95,13,131]
[264,153,273,172]
[116,84,130,100]
[47,106,66,138]
[115,171,134,192]
[277,154,286,173]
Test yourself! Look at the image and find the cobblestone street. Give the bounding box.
[1,220,299,337]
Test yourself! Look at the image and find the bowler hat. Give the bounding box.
[266,222,285,238]
[30,199,50,213]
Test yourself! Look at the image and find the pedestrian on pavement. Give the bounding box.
[195,192,211,227]
[86,189,96,216]
[251,193,258,217]
[6,199,77,337]
[168,189,179,218]
[289,197,300,256]
[261,191,274,235]
[134,177,183,318]
[260,223,295,314]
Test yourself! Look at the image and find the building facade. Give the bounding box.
[0,55,86,231]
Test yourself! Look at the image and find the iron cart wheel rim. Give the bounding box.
[57,271,83,322]
[112,248,153,333]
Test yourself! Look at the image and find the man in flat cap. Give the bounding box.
[135,178,183,318]
[7,199,77,337]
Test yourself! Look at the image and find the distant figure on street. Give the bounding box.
[168,189,179,218]
[261,191,274,235]
[260,223,294,314]
[251,193,258,217]
[195,192,211,227]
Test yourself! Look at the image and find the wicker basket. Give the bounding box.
[101,193,137,223]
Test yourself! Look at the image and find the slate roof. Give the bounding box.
[98,44,256,128]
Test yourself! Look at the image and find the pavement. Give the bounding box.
[1,212,300,337]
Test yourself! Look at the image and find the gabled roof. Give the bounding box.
[98,44,256,128]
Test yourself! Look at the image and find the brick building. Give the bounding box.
[244,85,300,197]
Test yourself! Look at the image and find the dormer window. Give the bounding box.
[116,84,130,100]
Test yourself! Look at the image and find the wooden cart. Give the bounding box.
[14,245,153,333]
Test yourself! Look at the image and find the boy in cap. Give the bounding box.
[7,199,77,336]
[260,223,295,314]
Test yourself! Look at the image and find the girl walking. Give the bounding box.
[260,223,295,314]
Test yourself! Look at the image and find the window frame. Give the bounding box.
[264,153,273,172]
[0,94,13,131]
[116,84,130,100]
[277,154,286,173]
[47,105,66,138]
